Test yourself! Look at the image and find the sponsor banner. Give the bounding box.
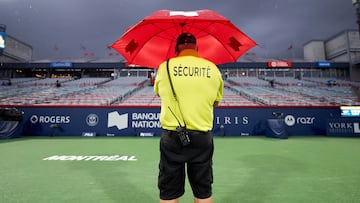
[267,61,292,68]
[10,106,347,137]
[50,62,73,68]
[82,132,96,137]
[340,106,360,117]
[317,61,331,68]
[326,118,360,137]
[17,107,163,136]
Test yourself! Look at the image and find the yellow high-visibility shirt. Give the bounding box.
[154,49,223,132]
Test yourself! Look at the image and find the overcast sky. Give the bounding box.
[0,0,357,61]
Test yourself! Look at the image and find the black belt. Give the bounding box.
[162,128,210,135]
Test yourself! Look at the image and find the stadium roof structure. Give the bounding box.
[31,58,125,63]
[0,61,350,69]
[29,56,309,64]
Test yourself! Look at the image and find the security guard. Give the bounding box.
[154,33,223,203]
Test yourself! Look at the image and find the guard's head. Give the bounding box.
[175,33,197,54]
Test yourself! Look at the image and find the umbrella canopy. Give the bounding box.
[111,9,257,68]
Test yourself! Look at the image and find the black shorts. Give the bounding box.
[158,129,214,200]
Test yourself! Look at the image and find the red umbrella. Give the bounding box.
[111,9,257,68]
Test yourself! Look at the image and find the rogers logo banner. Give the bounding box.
[268,61,292,68]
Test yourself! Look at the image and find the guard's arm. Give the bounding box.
[213,101,219,107]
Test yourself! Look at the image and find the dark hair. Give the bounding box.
[175,33,196,53]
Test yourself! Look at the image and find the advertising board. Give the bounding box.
[4,106,352,138]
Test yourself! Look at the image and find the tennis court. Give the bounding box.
[1,136,359,203]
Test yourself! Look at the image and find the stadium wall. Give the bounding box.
[2,105,359,138]
[0,35,32,62]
